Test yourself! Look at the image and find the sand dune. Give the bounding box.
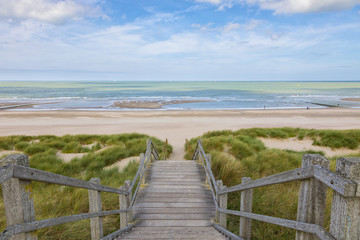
[1,108,359,159]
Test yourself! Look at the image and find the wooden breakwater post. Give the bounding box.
[0,154,37,240]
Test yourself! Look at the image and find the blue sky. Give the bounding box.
[0,0,359,81]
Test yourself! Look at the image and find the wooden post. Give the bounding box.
[120,180,132,228]
[206,154,212,185]
[216,180,227,228]
[88,178,103,240]
[125,180,132,222]
[240,177,253,240]
[163,138,168,160]
[296,154,330,240]
[0,154,37,240]
[140,153,146,184]
[330,157,360,240]
[146,139,152,163]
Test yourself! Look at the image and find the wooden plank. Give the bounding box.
[140,192,212,198]
[220,166,314,194]
[150,182,203,186]
[146,185,205,189]
[148,178,202,182]
[133,208,215,214]
[12,165,128,194]
[135,202,214,208]
[123,226,222,233]
[120,232,225,240]
[135,213,214,220]
[141,189,208,193]
[136,220,212,227]
[136,197,213,203]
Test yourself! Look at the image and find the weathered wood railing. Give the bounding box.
[0,138,159,240]
[192,139,360,240]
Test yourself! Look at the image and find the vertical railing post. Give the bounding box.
[140,153,146,184]
[216,180,227,228]
[205,154,211,185]
[296,154,330,240]
[239,177,253,240]
[125,180,132,222]
[120,186,128,228]
[0,154,37,240]
[88,178,103,240]
[330,157,360,240]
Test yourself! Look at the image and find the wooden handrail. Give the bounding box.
[0,138,161,240]
[0,165,128,194]
[191,140,360,240]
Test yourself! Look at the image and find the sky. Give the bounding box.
[0,0,360,81]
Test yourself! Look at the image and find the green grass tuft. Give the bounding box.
[0,134,170,239]
[186,127,360,239]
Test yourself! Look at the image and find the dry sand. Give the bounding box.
[258,137,360,157]
[1,108,359,159]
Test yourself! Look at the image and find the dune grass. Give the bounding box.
[185,128,360,240]
[0,133,171,239]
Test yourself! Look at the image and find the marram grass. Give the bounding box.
[185,127,360,240]
[0,134,171,239]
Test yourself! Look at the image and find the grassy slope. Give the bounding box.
[185,128,360,240]
[0,134,172,239]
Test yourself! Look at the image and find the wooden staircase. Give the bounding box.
[117,160,227,239]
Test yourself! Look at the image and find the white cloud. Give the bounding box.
[223,23,241,32]
[250,0,360,14]
[195,0,224,4]
[0,0,102,24]
[195,0,360,13]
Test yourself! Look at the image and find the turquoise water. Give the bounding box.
[0,81,359,110]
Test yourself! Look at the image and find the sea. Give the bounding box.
[0,81,360,111]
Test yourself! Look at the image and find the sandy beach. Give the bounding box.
[1,108,359,159]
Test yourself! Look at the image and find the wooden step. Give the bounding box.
[119,159,227,239]
[133,207,215,214]
[135,219,212,227]
[134,213,215,220]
